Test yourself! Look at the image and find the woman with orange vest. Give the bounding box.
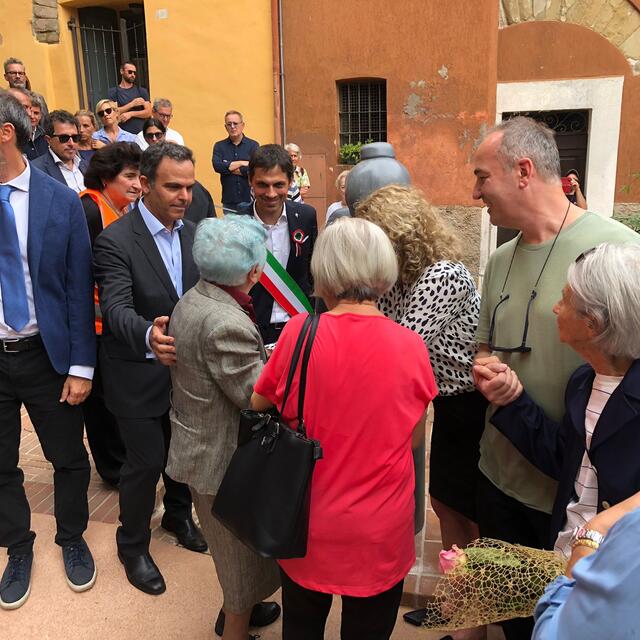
[80,142,142,487]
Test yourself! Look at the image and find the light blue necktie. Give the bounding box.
[0,185,29,331]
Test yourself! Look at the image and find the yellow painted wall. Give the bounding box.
[143,0,275,198]
[1,0,276,202]
[0,1,79,109]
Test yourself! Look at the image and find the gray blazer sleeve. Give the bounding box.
[205,317,264,409]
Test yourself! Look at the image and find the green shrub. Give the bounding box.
[338,142,364,165]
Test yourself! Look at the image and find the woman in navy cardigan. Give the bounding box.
[474,242,640,557]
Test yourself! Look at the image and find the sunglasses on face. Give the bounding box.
[97,107,114,118]
[144,131,164,141]
[51,134,81,143]
[6,71,26,76]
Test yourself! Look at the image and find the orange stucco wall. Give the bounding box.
[281,0,499,207]
[498,21,640,203]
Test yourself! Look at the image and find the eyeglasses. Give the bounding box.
[225,121,242,128]
[144,132,164,141]
[488,201,572,354]
[6,71,26,76]
[51,134,81,143]
[156,112,172,120]
[575,247,596,264]
[97,107,114,118]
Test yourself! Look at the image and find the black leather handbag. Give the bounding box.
[212,314,323,559]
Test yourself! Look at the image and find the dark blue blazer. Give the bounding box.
[27,165,96,373]
[237,200,317,330]
[32,150,89,184]
[491,360,640,546]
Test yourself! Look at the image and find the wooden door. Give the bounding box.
[300,153,327,227]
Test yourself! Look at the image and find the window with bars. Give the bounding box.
[338,80,387,147]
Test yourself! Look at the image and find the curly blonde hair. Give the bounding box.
[354,184,461,289]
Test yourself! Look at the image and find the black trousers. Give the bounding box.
[476,472,552,640]
[0,342,90,555]
[82,343,126,486]
[280,569,404,640]
[115,411,192,556]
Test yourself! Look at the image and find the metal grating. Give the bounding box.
[338,80,387,146]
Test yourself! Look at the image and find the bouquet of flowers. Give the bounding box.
[421,538,566,630]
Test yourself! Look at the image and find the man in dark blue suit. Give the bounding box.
[32,110,87,192]
[237,144,317,344]
[0,93,96,610]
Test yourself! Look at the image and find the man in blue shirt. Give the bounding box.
[212,110,259,214]
[107,61,151,135]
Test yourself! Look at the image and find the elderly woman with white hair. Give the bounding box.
[285,142,310,201]
[165,215,280,640]
[251,217,438,640]
[475,242,640,562]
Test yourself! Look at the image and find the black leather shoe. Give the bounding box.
[118,551,166,595]
[161,515,208,553]
[215,601,281,635]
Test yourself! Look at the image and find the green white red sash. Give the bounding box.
[261,251,313,316]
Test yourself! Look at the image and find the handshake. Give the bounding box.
[472,356,523,406]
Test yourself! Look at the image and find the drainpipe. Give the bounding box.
[270,0,286,144]
[67,18,86,109]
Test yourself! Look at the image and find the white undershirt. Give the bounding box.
[253,203,290,324]
[554,373,623,557]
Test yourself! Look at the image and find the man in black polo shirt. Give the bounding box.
[107,61,151,135]
[212,110,259,214]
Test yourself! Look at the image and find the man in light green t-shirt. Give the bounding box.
[470,116,639,640]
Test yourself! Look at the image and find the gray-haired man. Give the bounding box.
[135,97,185,150]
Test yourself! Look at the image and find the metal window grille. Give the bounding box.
[338,81,387,146]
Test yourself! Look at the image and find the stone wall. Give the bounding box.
[436,205,484,280]
[32,0,59,44]
[500,0,640,74]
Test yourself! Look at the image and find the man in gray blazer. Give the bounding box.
[93,143,206,595]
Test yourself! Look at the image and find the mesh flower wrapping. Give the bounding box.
[422,538,566,630]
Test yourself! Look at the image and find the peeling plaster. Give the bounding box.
[438,65,449,79]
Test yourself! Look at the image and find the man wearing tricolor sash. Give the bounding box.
[238,144,317,344]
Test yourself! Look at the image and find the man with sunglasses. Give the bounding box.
[32,110,86,193]
[470,116,639,640]
[107,61,151,135]
[212,110,259,214]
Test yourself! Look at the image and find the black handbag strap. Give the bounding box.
[279,314,314,417]
[296,314,320,433]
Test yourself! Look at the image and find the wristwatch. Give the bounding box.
[570,526,605,549]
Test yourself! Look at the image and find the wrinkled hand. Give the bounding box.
[473,360,523,406]
[60,375,92,405]
[150,316,176,366]
[118,112,131,123]
[131,97,146,107]
[471,354,502,387]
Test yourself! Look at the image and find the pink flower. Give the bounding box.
[439,545,467,574]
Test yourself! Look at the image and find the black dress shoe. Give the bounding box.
[215,601,281,635]
[161,515,208,553]
[118,551,166,595]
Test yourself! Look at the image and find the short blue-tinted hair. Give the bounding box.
[192,215,267,286]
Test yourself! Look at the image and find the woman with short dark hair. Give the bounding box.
[79,142,141,487]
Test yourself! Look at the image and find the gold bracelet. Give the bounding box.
[572,538,600,551]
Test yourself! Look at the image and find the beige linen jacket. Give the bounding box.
[165,279,266,495]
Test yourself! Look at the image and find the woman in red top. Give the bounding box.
[252,218,438,640]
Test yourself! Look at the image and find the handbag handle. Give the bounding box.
[296,314,320,434]
[278,314,314,417]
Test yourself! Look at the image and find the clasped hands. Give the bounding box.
[472,355,523,406]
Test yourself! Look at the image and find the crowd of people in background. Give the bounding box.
[1,52,640,640]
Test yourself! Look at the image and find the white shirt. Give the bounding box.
[135,127,185,151]
[0,161,92,379]
[49,149,85,193]
[554,373,623,557]
[253,203,290,324]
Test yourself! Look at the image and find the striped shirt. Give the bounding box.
[555,373,623,557]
